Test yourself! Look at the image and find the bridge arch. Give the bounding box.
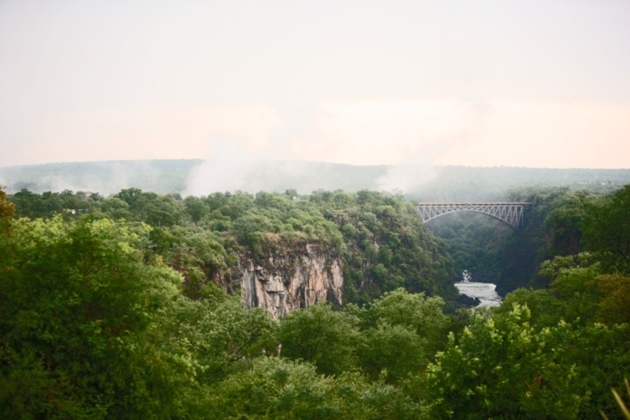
[416,202,531,228]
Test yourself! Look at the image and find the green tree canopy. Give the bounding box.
[0,217,187,417]
[583,185,630,273]
[278,303,362,376]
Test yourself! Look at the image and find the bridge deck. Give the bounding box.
[416,202,531,228]
[417,202,532,205]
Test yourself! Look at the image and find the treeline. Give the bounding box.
[9,187,458,305]
[2,186,630,418]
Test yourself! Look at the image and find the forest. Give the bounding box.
[1,182,630,419]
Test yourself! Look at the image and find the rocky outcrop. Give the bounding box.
[455,293,481,308]
[239,243,343,319]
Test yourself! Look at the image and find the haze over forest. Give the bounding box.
[2,160,630,200]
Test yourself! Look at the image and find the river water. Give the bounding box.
[455,282,502,308]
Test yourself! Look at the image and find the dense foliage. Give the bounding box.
[9,187,458,305]
[2,184,630,418]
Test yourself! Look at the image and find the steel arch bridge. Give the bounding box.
[416,202,531,228]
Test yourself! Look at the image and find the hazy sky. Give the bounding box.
[1,0,629,169]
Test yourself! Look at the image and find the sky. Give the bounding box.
[1,0,630,170]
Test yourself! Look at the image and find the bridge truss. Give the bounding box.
[416,202,531,228]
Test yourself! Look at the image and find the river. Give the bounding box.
[455,282,502,308]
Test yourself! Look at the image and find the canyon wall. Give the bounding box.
[238,243,343,319]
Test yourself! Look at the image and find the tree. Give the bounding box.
[537,253,602,325]
[10,188,45,218]
[0,217,189,417]
[231,214,273,254]
[205,357,420,419]
[543,192,586,256]
[596,273,630,325]
[496,287,563,329]
[278,303,362,376]
[583,185,630,273]
[164,291,277,389]
[364,289,450,355]
[114,187,143,208]
[354,289,451,384]
[422,305,586,419]
[184,195,209,225]
[0,187,15,231]
[360,323,426,384]
[159,227,231,300]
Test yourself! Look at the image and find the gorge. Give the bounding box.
[239,244,344,319]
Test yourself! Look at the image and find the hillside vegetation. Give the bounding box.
[2,184,630,418]
[8,188,458,305]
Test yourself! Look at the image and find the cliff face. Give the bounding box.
[239,243,343,319]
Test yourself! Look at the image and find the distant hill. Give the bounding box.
[1,159,629,199]
[407,165,630,201]
[0,160,200,196]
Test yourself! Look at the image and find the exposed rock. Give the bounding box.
[239,243,343,319]
[455,293,481,308]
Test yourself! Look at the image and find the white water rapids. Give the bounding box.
[455,282,502,308]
